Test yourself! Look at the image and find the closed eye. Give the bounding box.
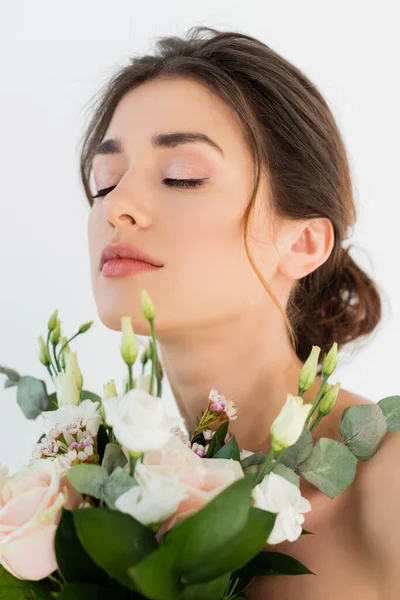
[91,178,207,199]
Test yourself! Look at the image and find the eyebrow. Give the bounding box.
[93,132,224,157]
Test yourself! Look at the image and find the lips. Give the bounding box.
[100,242,164,271]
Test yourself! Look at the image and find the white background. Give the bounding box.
[0,1,399,473]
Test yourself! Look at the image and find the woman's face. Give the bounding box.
[88,76,279,335]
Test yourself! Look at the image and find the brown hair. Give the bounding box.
[79,26,383,373]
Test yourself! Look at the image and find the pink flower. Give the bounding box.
[142,435,244,541]
[0,458,82,580]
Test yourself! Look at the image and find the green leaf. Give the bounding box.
[102,467,136,509]
[72,507,157,589]
[277,424,313,469]
[180,507,276,585]
[339,404,387,459]
[301,528,315,535]
[271,462,300,488]
[96,424,109,463]
[178,573,231,600]
[47,392,58,411]
[297,438,357,499]
[204,421,229,458]
[55,508,109,584]
[0,567,52,599]
[213,436,240,461]
[16,375,49,419]
[237,550,315,577]
[102,443,127,474]
[240,452,267,477]
[378,395,400,432]
[128,544,183,600]
[164,475,256,578]
[4,379,17,389]
[56,582,113,600]
[0,366,21,384]
[67,464,109,499]
[80,389,102,403]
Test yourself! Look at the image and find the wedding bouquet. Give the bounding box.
[1,290,399,600]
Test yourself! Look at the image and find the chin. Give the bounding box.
[96,306,153,336]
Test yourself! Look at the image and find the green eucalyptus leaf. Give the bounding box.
[73,507,157,589]
[378,395,400,432]
[4,379,17,389]
[79,389,102,403]
[297,438,357,499]
[277,424,313,469]
[271,462,300,488]
[213,435,240,461]
[102,443,127,474]
[0,366,21,384]
[16,375,49,419]
[55,508,109,584]
[67,464,109,499]
[237,550,315,578]
[102,466,136,509]
[339,404,387,459]
[240,452,267,477]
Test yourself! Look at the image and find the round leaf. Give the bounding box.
[339,404,387,459]
[16,376,49,419]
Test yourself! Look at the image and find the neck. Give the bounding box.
[157,307,321,453]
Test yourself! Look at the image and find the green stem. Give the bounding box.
[157,377,162,398]
[305,373,329,426]
[46,330,58,375]
[128,363,133,391]
[149,319,158,396]
[310,412,324,432]
[52,343,61,373]
[56,331,81,362]
[129,452,143,477]
[255,448,277,485]
[269,449,284,473]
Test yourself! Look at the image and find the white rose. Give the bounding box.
[115,460,188,527]
[41,399,102,437]
[252,471,312,544]
[270,393,313,452]
[103,388,184,453]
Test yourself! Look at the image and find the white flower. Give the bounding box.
[41,399,102,437]
[103,388,184,453]
[115,460,188,527]
[270,394,313,452]
[239,449,254,460]
[135,374,152,394]
[252,471,312,544]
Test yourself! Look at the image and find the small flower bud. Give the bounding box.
[103,379,118,399]
[322,342,338,377]
[319,381,341,415]
[298,346,321,393]
[270,393,313,452]
[120,317,138,365]
[59,336,71,354]
[48,309,59,331]
[54,371,80,407]
[79,321,94,334]
[50,324,61,345]
[65,351,84,392]
[37,336,51,366]
[141,289,156,321]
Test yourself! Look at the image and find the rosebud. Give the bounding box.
[37,336,51,366]
[79,321,94,334]
[319,381,341,415]
[298,346,320,393]
[141,290,156,321]
[322,342,338,377]
[270,393,313,452]
[50,323,61,345]
[47,309,59,331]
[65,351,84,392]
[120,317,138,365]
[54,371,80,407]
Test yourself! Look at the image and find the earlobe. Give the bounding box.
[277,218,335,281]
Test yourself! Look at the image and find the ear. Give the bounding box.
[276,218,335,280]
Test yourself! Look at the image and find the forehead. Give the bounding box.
[100,76,252,164]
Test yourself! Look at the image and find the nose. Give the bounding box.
[103,184,152,231]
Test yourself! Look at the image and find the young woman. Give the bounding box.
[83,26,398,599]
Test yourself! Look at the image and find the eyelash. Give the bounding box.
[91,178,206,199]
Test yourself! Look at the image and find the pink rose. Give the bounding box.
[0,458,82,580]
[142,435,244,540]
